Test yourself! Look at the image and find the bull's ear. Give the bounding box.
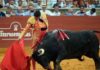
[38,48,45,56]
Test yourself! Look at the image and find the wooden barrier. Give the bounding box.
[0,16,100,47]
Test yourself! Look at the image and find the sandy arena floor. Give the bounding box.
[0,47,100,70]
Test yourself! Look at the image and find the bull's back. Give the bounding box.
[63,30,99,57]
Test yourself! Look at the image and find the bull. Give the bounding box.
[32,30,100,70]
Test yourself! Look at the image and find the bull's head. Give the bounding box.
[32,47,49,69]
[32,32,58,69]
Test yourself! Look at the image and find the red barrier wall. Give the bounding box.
[0,16,100,47]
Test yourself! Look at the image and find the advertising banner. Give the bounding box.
[0,16,100,47]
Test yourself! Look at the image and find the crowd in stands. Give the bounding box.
[0,0,100,17]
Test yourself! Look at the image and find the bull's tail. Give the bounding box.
[93,30,100,33]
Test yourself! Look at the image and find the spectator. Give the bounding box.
[16,6,25,16]
[57,0,66,8]
[65,9,73,16]
[74,6,86,16]
[22,4,35,16]
[79,1,95,8]
[40,4,53,16]
[14,0,19,7]
[16,0,28,9]
[28,0,34,6]
[66,0,73,8]
[34,0,42,9]
[5,0,18,13]
[84,1,91,8]
[21,0,28,8]
[72,0,79,8]
[47,0,57,8]
[90,3,96,8]
[5,0,18,9]
[52,3,61,16]
[0,5,6,17]
[17,0,22,7]
[94,0,100,8]
[6,7,16,17]
[0,0,4,7]
[86,8,96,16]
[1,0,8,7]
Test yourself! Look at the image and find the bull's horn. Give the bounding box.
[38,48,45,56]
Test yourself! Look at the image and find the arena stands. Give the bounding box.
[0,0,100,16]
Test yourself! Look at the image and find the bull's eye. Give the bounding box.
[38,48,45,56]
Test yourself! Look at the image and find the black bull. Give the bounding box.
[32,30,100,70]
